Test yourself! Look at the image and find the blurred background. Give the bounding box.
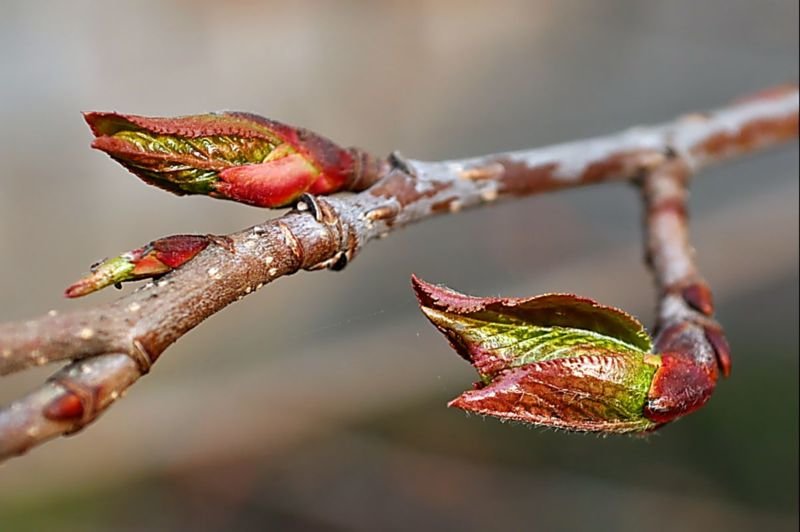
[0,1,797,530]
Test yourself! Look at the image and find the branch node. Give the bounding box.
[388,151,417,178]
[206,234,236,254]
[327,252,349,271]
[277,221,305,268]
[363,205,400,222]
[294,193,324,222]
[130,339,153,375]
[46,376,97,433]
[681,281,714,316]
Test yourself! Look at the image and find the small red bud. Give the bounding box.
[43,392,85,421]
[682,282,714,316]
[65,235,209,297]
[704,326,732,378]
[643,353,716,424]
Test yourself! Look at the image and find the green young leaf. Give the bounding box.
[412,276,663,433]
[420,306,650,382]
[413,276,651,380]
[449,354,660,433]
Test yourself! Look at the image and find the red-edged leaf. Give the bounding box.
[451,354,658,433]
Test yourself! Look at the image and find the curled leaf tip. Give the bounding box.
[65,235,209,298]
[413,277,716,433]
[84,111,384,208]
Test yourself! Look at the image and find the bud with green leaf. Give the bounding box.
[412,276,716,433]
[65,235,210,298]
[85,111,384,208]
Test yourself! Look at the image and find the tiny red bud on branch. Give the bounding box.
[43,392,85,422]
[642,353,715,424]
[65,235,210,297]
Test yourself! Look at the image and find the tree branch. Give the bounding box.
[0,85,796,460]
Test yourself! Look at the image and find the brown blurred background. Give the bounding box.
[0,1,797,530]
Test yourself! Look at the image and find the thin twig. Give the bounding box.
[642,160,730,377]
[638,159,733,422]
[0,85,796,460]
